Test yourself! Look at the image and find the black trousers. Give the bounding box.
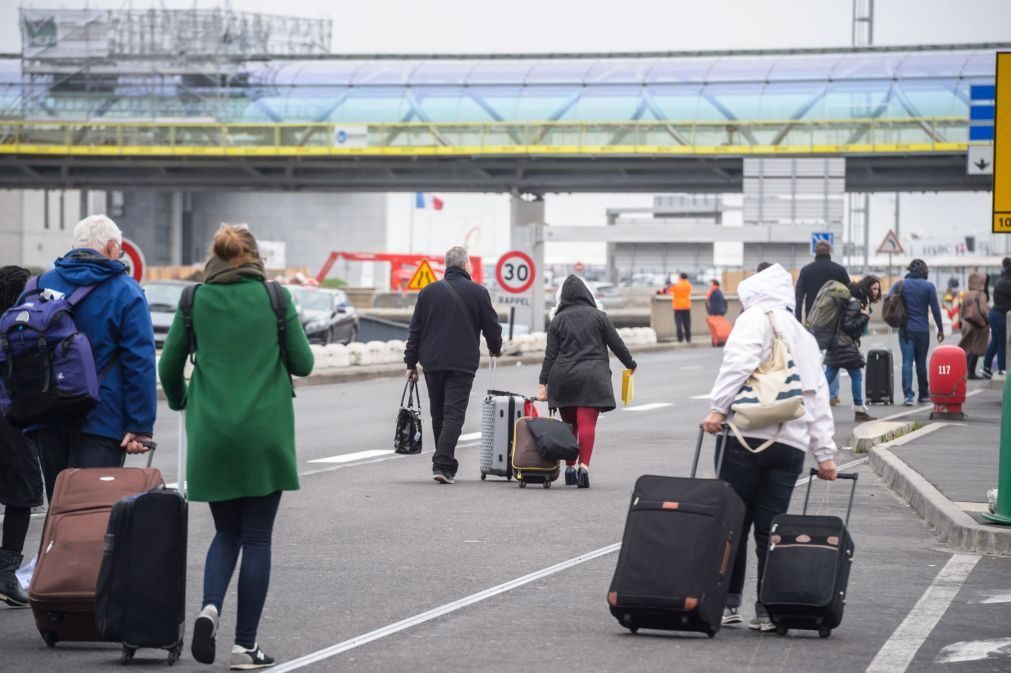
[717,435,805,605]
[423,370,475,476]
[29,427,125,503]
[674,309,692,343]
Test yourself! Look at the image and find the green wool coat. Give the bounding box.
[158,279,314,502]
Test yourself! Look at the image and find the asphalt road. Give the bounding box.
[3,341,1010,673]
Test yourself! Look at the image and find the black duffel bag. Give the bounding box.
[525,417,579,462]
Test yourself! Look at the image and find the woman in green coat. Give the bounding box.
[159,224,313,670]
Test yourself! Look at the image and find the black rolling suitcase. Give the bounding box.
[865,349,893,405]
[607,427,746,638]
[760,470,857,639]
[95,487,188,665]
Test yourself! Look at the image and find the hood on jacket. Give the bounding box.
[738,264,796,314]
[968,272,988,292]
[53,248,128,286]
[550,275,602,319]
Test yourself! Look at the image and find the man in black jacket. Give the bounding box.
[405,246,503,483]
[795,241,851,322]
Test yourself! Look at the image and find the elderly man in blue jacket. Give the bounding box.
[889,258,945,406]
[28,215,156,500]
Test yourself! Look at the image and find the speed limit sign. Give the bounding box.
[496,250,535,294]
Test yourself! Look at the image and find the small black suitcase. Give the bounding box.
[865,349,893,405]
[760,470,857,638]
[607,427,746,638]
[95,487,188,665]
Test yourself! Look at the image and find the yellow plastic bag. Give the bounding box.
[621,369,635,406]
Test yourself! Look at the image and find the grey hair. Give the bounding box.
[444,246,470,270]
[73,214,122,251]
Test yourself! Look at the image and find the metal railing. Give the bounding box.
[0,117,969,157]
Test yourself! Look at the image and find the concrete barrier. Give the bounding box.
[346,342,367,366]
[323,343,350,369]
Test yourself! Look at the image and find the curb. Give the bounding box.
[849,419,922,452]
[868,425,1011,556]
[157,340,713,400]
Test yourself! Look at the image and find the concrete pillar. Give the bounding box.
[509,195,546,333]
[169,191,184,266]
[606,211,619,284]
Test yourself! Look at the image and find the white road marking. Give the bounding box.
[935,637,1011,664]
[271,456,872,671]
[269,543,622,673]
[308,450,393,464]
[621,402,673,412]
[689,394,710,400]
[459,432,482,442]
[972,591,1011,604]
[865,553,981,673]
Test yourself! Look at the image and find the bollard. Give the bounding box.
[982,372,1011,525]
[928,344,967,420]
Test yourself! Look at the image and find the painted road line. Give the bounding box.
[270,456,872,671]
[309,449,393,464]
[934,638,1011,664]
[689,394,710,400]
[621,402,673,412]
[459,432,482,442]
[270,543,622,673]
[865,553,981,673]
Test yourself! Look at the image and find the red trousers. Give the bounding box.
[558,406,601,467]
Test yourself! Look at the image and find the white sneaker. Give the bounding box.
[230,643,275,670]
[722,607,743,625]
[191,604,219,664]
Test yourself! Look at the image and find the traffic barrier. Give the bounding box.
[365,340,388,365]
[345,342,367,366]
[635,327,658,345]
[309,344,327,368]
[387,340,406,364]
[323,343,350,369]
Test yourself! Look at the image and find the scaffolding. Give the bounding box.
[16,7,332,120]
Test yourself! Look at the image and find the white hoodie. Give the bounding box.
[708,264,837,463]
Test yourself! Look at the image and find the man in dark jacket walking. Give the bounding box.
[28,215,157,501]
[405,246,503,483]
[795,241,851,322]
[889,259,945,405]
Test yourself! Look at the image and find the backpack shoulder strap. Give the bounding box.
[180,283,201,363]
[66,284,99,307]
[264,281,294,395]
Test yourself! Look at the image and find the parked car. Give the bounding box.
[143,280,195,348]
[288,286,359,345]
[583,282,625,310]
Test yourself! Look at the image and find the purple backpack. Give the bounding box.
[0,277,103,428]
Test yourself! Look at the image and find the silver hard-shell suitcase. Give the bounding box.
[479,359,524,480]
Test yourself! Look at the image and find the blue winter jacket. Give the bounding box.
[892,273,943,334]
[34,249,157,440]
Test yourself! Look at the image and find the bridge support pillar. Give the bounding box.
[510,195,546,333]
[169,191,184,266]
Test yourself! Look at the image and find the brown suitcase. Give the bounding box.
[29,465,163,648]
[511,416,560,488]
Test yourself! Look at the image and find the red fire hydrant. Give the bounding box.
[929,344,968,420]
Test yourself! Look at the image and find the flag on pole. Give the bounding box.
[415,193,444,211]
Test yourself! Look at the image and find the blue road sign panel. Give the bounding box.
[971,84,996,101]
[970,126,996,142]
[811,232,834,255]
[970,105,995,121]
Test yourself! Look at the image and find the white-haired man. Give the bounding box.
[405,246,502,483]
[27,215,156,501]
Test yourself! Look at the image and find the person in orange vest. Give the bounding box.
[665,273,694,343]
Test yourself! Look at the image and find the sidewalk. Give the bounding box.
[868,383,1011,555]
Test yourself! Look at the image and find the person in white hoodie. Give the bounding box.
[702,263,838,632]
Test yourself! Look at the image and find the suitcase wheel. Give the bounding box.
[627,625,638,634]
[121,646,136,665]
[819,628,832,639]
[506,472,512,481]
[543,480,551,489]
[519,480,527,489]
[40,630,57,648]
[480,473,487,481]
[167,639,183,665]
[707,630,716,638]
[775,626,789,636]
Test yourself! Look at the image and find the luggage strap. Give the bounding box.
[803,470,858,526]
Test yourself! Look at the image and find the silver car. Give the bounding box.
[143,280,195,348]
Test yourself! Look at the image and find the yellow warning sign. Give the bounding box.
[994,52,1011,233]
[406,260,438,290]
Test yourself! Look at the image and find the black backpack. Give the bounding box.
[180,280,294,395]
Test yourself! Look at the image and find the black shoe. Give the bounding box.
[982,368,993,379]
[0,551,28,608]
[192,604,219,664]
[433,471,455,484]
[564,467,577,486]
[577,467,590,489]
[230,644,275,670]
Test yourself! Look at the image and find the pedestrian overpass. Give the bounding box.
[0,40,1003,192]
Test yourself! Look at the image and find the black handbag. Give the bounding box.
[525,417,579,462]
[394,380,423,455]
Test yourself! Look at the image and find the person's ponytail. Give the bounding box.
[211,224,258,267]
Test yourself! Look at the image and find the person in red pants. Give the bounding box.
[537,275,637,488]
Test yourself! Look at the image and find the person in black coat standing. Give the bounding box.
[0,266,45,608]
[405,247,503,484]
[536,276,637,489]
[795,241,851,322]
[823,275,881,422]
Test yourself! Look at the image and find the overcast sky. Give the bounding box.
[2,1,1007,265]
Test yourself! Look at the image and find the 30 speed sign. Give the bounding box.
[496,250,535,294]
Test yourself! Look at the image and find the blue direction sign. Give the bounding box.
[810,232,834,255]
[970,83,996,142]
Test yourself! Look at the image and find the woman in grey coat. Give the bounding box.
[537,275,637,488]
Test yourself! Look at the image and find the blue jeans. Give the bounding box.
[204,492,282,649]
[828,371,840,400]
[899,328,930,401]
[824,366,864,406]
[983,308,1007,373]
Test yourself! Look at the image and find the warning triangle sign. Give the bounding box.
[407,260,438,290]
[876,230,904,255]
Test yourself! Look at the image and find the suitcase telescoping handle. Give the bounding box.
[139,440,157,468]
[487,355,497,392]
[691,424,730,479]
[803,469,858,526]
